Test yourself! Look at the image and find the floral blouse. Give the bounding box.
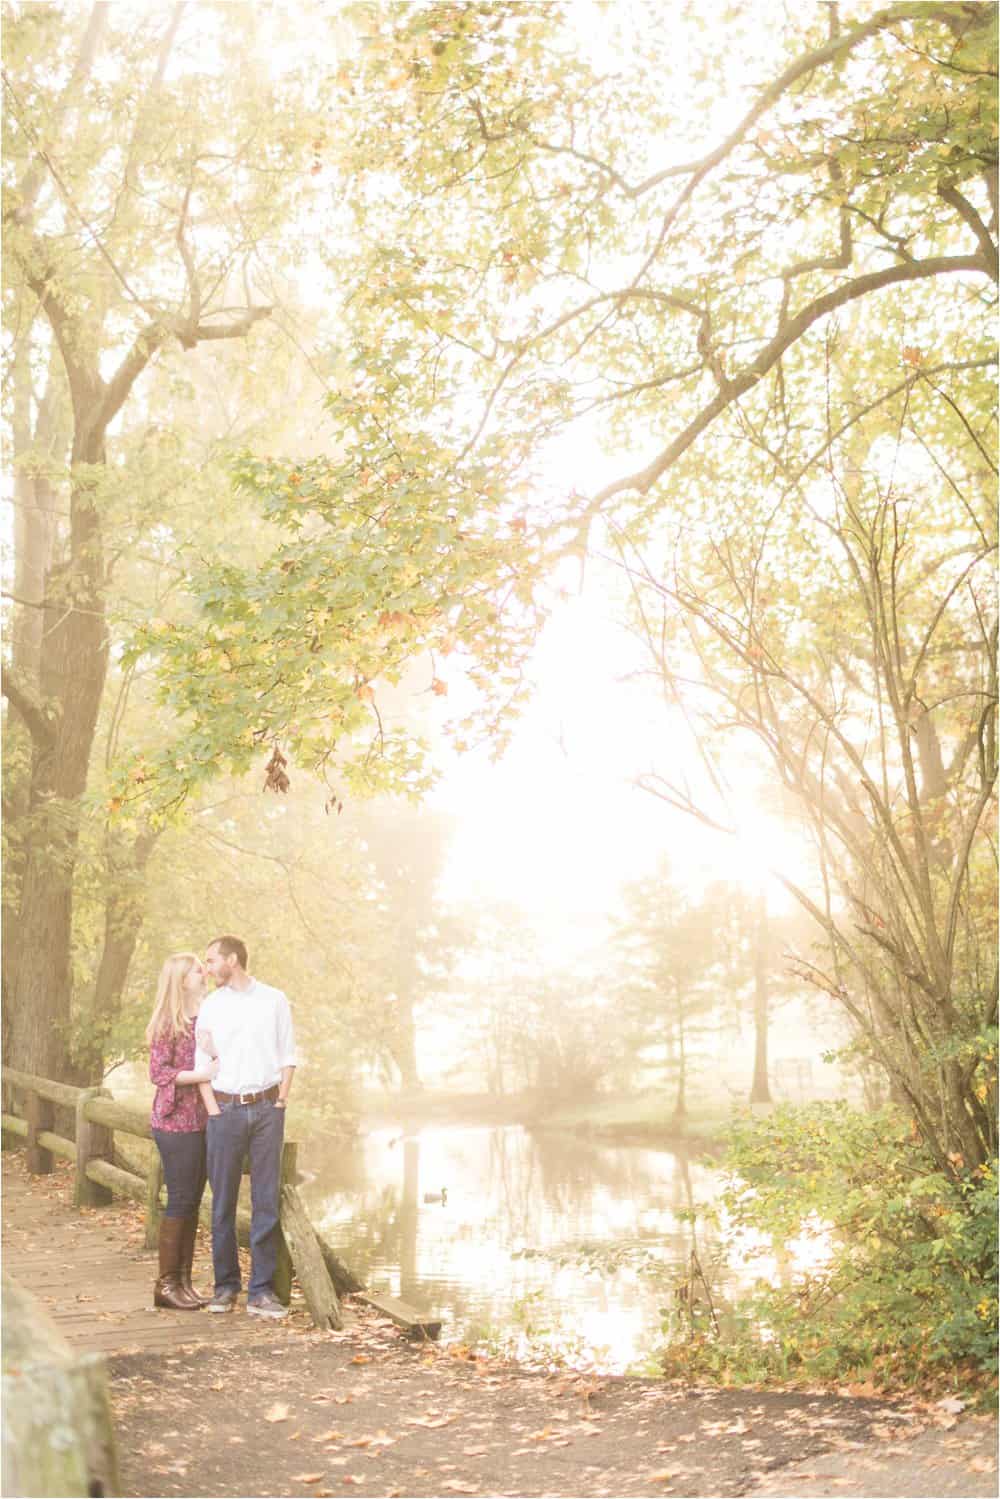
[149,1021,208,1133]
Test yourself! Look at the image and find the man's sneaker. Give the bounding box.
[247,1290,289,1321]
[207,1287,239,1314]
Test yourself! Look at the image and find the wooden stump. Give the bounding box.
[74,1088,113,1209]
[1,1275,120,1497]
[144,1151,165,1250]
[24,1091,54,1176]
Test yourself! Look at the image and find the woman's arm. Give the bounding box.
[175,1058,219,1086]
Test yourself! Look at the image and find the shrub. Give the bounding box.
[660,1102,998,1392]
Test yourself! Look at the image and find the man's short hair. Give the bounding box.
[210,935,248,971]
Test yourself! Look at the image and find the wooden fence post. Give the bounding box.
[144,1152,165,1250]
[272,1139,297,1306]
[25,1089,54,1175]
[74,1089,113,1209]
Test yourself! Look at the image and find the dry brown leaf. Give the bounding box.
[442,1485,479,1495]
[291,1475,325,1485]
[462,1446,488,1457]
[264,1403,290,1423]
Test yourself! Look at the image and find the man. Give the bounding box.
[194,935,297,1320]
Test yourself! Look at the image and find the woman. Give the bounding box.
[146,952,219,1309]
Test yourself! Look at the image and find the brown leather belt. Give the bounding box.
[213,1085,279,1106]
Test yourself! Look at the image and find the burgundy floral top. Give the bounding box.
[149,1021,208,1133]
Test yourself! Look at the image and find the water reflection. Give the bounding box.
[298,1124,718,1371]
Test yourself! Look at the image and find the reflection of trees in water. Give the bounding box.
[301,1126,721,1325]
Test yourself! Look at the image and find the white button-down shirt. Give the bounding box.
[194,979,297,1096]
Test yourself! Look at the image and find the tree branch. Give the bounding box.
[587,254,987,514]
[938,180,999,279]
[2,663,57,746]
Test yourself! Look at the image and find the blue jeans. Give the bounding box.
[151,1128,206,1219]
[206,1099,285,1299]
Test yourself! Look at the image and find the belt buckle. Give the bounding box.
[238,1091,253,1105]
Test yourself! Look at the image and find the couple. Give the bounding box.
[145,935,297,1320]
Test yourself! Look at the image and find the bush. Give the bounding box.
[660,1102,998,1392]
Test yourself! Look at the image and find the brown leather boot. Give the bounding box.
[154,1217,201,1309]
[178,1215,209,1307]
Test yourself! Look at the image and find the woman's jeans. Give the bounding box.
[206,1098,285,1299]
[151,1128,206,1220]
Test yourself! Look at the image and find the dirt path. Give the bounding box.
[4,1152,995,1497]
[108,1316,997,1499]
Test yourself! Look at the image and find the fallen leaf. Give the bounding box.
[462,1446,488,1457]
[291,1475,326,1485]
[264,1403,290,1423]
[442,1485,479,1495]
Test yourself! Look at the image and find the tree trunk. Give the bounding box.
[391,998,422,1095]
[671,1005,688,1122]
[2,351,68,1069]
[7,431,109,1083]
[749,890,773,1104]
[75,830,159,1082]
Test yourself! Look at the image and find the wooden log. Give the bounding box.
[313,1227,366,1296]
[1,1113,28,1139]
[2,1275,120,1498]
[357,1290,441,1340]
[145,1150,165,1250]
[24,1090,54,1175]
[272,1140,297,1307]
[85,1157,145,1203]
[1,1067,83,1108]
[75,1087,113,1209]
[279,1182,342,1330]
[35,1130,76,1162]
[82,1094,153,1140]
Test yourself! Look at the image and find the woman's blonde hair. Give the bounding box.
[145,952,201,1044]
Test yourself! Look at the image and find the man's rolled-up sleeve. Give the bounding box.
[277,996,297,1069]
[193,1003,215,1075]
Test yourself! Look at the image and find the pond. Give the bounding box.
[298,1123,725,1374]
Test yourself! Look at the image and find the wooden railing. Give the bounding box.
[1,1065,345,1329]
[1,1065,441,1339]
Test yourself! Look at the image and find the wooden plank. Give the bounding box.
[272,1141,297,1306]
[313,1228,365,1296]
[2,1114,28,1138]
[357,1291,441,1339]
[279,1184,341,1330]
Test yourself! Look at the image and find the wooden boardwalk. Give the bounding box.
[1,1152,317,1356]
